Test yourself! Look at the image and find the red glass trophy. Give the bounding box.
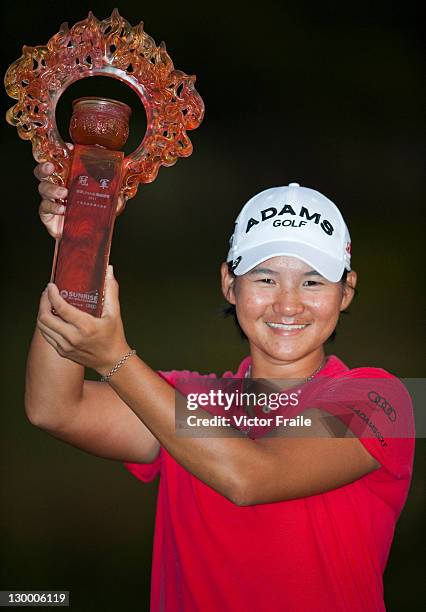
[5,10,204,316]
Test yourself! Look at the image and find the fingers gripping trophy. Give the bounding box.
[5,9,204,316]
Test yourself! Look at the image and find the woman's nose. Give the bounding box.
[271,289,304,316]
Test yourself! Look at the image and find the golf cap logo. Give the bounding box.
[245,204,334,236]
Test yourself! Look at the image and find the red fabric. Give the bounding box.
[123,356,414,611]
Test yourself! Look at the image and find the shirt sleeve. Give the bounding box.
[123,447,163,483]
[308,369,415,480]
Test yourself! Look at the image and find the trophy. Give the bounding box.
[5,10,204,316]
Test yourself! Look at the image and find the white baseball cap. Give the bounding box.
[226,182,352,282]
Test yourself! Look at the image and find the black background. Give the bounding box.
[1,1,424,610]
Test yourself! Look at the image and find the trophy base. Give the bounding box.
[51,144,123,317]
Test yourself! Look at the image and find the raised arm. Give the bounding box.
[25,324,159,463]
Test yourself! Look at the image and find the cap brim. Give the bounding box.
[231,240,347,282]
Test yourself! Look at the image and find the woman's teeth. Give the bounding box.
[266,323,308,330]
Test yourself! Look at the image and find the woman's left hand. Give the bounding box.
[37,265,131,376]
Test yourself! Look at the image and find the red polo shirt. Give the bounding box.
[124,355,414,611]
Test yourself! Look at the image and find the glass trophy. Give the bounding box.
[5,9,204,316]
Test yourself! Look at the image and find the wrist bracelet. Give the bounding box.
[100,349,136,382]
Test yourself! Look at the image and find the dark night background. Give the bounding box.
[0,1,424,610]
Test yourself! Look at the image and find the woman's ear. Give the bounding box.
[221,262,237,305]
[340,270,357,311]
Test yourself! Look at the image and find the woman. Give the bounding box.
[28,169,414,611]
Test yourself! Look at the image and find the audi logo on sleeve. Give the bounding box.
[367,391,397,422]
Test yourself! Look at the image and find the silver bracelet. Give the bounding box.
[100,349,136,382]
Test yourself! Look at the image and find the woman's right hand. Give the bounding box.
[34,158,127,239]
[35,162,68,239]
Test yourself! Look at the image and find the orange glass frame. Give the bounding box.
[5,9,205,202]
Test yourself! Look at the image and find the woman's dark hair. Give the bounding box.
[222,264,352,343]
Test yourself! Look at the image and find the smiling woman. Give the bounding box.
[26,172,415,612]
[224,264,350,341]
[221,256,356,372]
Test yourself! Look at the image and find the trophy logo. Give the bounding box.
[5,9,204,316]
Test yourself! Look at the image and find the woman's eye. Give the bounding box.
[257,278,275,285]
